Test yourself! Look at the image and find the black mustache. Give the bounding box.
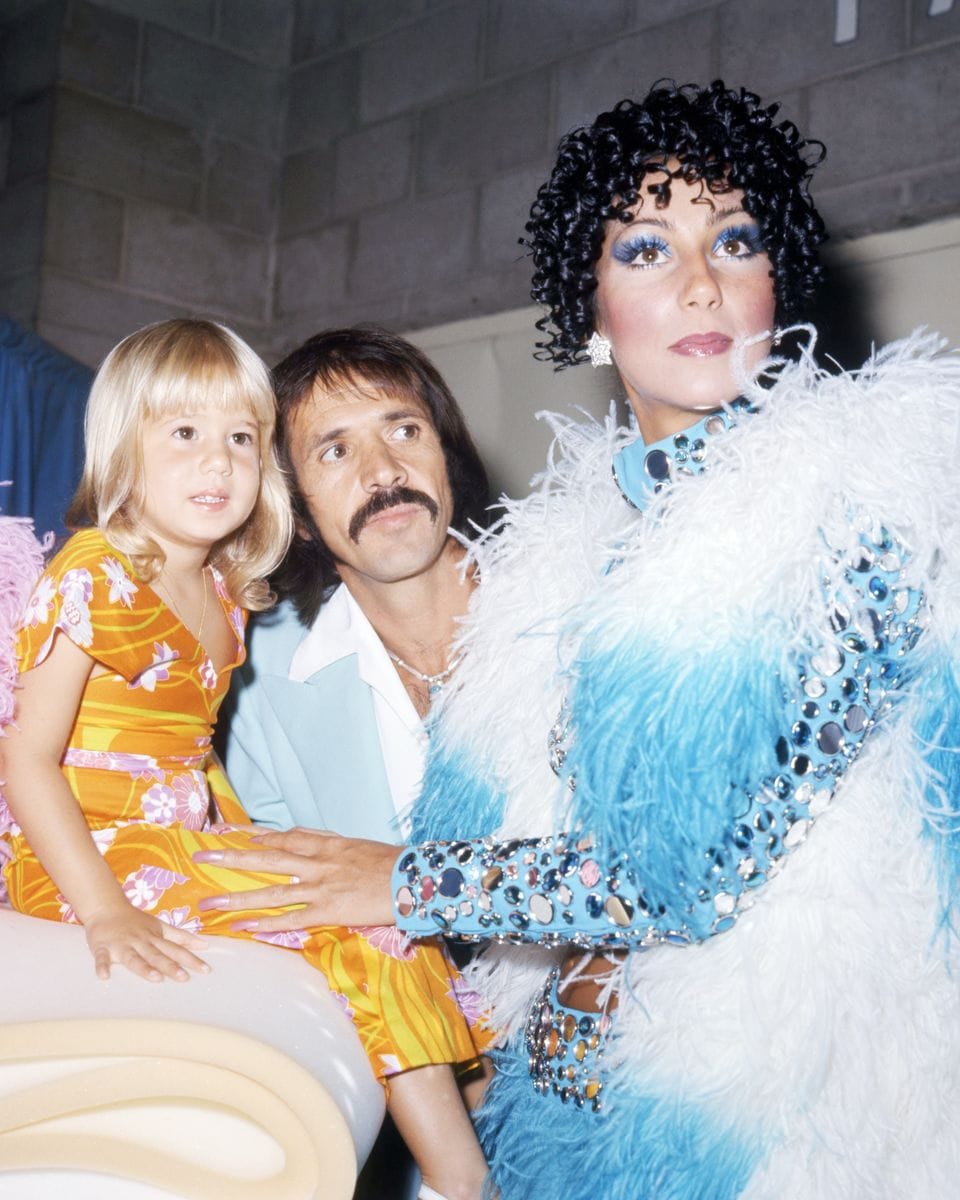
[348,486,439,542]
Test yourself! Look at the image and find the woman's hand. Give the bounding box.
[193,828,400,933]
[84,904,210,983]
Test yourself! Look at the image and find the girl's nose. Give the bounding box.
[203,444,232,475]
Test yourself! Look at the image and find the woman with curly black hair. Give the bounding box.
[200,81,960,1199]
[526,80,825,368]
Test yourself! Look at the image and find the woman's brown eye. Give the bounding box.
[641,246,659,263]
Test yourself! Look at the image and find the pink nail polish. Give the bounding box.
[197,895,229,911]
[194,850,224,864]
[232,919,259,932]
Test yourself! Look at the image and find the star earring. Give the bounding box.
[586,331,612,367]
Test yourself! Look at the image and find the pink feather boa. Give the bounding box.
[0,508,47,734]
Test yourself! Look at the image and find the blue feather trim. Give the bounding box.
[915,655,960,939]
[477,1032,761,1200]
[413,744,507,842]
[562,635,783,932]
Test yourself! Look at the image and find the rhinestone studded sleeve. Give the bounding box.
[393,525,925,945]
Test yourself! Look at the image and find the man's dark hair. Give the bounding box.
[525,79,827,368]
[272,324,491,624]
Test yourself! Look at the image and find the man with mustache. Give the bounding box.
[222,322,489,863]
[218,326,491,1197]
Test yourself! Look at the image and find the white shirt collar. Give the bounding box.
[289,585,415,717]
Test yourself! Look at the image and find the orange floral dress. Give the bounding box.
[0,528,489,1082]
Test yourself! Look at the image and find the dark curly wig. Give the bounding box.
[526,80,827,367]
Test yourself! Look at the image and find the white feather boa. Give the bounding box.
[424,329,960,1196]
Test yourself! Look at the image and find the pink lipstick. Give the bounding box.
[669,333,733,357]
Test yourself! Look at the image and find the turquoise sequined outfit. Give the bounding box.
[394,408,924,958]
[393,339,960,1199]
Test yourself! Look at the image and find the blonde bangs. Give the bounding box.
[137,322,276,434]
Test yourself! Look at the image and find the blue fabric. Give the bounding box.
[610,406,737,510]
[475,1030,760,1200]
[219,600,401,840]
[0,316,92,537]
[915,655,960,938]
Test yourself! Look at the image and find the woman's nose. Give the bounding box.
[679,254,722,309]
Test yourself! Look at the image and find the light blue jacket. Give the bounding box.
[221,593,415,842]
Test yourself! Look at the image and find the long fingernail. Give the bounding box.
[194,850,224,863]
[198,895,230,911]
[232,919,259,932]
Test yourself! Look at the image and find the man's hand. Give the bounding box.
[193,828,400,933]
[84,904,210,983]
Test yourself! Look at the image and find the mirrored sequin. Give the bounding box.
[529,893,554,924]
[811,646,844,677]
[817,721,844,754]
[482,866,503,891]
[438,868,464,898]
[604,895,634,926]
[783,818,809,848]
[644,449,671,481]
[714,891,735,915]
[396,886,415,917]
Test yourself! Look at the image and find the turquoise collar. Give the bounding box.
[612,398,753,511]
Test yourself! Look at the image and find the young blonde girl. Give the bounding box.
[0,319,491,1200]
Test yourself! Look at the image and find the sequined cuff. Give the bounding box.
[392,832,674,946]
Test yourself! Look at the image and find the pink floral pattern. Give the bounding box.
[354,924,416,961]
[91,827,118,854]
[199,657,217,689]
[100,556,138,608]
[157,905,202,934]
[332,990,355,1020]
[63,748,165,782]
[22,574,55,628]
[213,568,245,647]
[141,783,176,824]
[57,568,94,647]
[128,642,176,692]
[171,772,209,829]
[141,771,208,829]
[122,864,188,911]
[253,929,309,950]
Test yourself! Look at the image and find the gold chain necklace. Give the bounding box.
[155,565,210,643]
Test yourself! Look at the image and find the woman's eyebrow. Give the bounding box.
[707,204,748,226]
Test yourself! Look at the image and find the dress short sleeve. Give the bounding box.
[17,528,157,682]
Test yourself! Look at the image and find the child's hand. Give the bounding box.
[84,905,211,983]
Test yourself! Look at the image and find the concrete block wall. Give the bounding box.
[0,0,62,327]
[2,0,958,368]
[274,0,960,359]
[3,0,293,366]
